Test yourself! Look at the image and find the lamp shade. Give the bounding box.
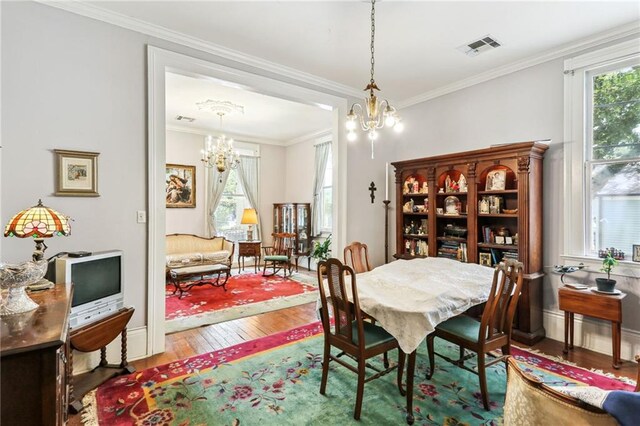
[4,199,71,239]
[240,208,258,225]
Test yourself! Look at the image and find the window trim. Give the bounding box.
[562,38,640,270]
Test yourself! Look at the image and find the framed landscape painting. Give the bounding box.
[55,149,99,196]
[166,164,196,208]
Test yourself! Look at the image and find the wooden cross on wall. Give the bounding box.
[369,182,377,203]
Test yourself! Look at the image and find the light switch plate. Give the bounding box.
[137,211,147,223]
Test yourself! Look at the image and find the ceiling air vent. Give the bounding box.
[175,115,196,122]
[457,35,502,57]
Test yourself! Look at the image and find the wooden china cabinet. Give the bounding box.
[272,203,312,265]
[391,141,548,344]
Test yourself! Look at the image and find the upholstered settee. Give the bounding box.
[503,356,639,426]
[165,234,234,270]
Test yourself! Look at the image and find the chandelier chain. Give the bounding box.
[370,0,376,86]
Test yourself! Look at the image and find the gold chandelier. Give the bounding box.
[346,0,403,159]
[200,110,240,173]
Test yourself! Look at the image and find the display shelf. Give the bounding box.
[478,243,518,250]
[404,234,429,239]
[392,141,548,345]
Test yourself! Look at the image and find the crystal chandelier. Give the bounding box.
[346,0,403,159]
[200,110,240,173]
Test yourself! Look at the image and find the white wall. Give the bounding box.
[381,57,640,359]
[285,139,315,203]
[257,143,286,243]
[0,2,349,334]
[165,130,206,235]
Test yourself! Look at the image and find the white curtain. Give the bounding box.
[311,141,331,236]
[207,167,230,237]
[237,155,262,240]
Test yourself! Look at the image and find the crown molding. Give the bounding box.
[37,0,363,99]
[166,124,287,147]
[286,128,332,146]
[398,21,640,109]
[38,1,639,111]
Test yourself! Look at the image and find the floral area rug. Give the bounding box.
[81,322,635,426]
[165,272,318,333]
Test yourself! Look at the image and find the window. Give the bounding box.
[565,40,640,259]
[214,168,252,246]
[319,147,333,233]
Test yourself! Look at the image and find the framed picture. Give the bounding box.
[633,244,640,262]
[479,253,492,266]
[495,235,505,245]
[505,236,513,245]
[485,169,507,191]
[55,149,99,196]
[166,164,196,208]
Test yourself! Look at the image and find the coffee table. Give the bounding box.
[168,264,231,299]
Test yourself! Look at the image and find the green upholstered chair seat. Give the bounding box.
[264,255,290,261]
[351,321,396,349]
[435,315,481,343]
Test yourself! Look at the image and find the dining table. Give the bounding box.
[353,257,496,424]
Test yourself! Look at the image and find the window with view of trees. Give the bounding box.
[586,61,640,256]
[214,169,251,249]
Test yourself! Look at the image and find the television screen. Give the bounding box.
[71,256,121,307]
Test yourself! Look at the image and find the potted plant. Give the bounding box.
[311,234,332,271]
[596,251,618,292]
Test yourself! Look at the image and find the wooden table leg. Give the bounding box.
[612,321,621,369]
[569,312,574,350]
[563,311,569,354]
[406,350,416,425]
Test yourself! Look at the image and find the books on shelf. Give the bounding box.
[437,241,468,262]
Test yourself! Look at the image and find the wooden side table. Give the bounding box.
[558,286,626,368]
[68,307,135,413]
[238,240,261,273]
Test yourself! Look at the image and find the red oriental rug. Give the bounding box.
[165,273,317,333]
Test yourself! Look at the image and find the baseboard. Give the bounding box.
[543,309,640,362]
[72,326,148,375]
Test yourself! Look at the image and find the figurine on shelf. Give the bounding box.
[421,182,428,194]
[459,174,468,192]
[445,175,452,192]
[405,239,411,252]
[410,221,417,234]
[404,177,415,194]
[403,199,414,213]
[424,198,429,210]
[418,226,424,235]
[404,224,412,235]
[412,181,419,193]
[479,197,490,214]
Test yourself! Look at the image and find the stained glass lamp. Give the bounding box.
[4,199,71,261]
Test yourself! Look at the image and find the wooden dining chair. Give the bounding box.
[262,232,295,277]
[426,258,525,410]
[317,258,406,420]
[343,241,372,274]
[343,241,390,368]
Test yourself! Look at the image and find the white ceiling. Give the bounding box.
[89,0,639,104]
[165,72,332,143]
[63,1,639,143]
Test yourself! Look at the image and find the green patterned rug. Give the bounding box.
[82,322,633,425]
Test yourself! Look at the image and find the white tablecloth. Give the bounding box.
[354,257,495,353]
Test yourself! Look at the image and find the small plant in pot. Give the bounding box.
[596,251,618,293]
[311,234,332,272]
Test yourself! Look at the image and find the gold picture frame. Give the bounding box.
[55,149,99,196]
[166,164,196,208]
[479,252,492,267]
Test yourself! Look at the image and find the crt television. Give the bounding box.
[55,250,124,329]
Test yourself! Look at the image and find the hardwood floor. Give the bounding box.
[67,270,637,424]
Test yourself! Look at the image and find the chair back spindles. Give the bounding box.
[479,259,524,342]
[343,242,372,274]
[318,258,362,345]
